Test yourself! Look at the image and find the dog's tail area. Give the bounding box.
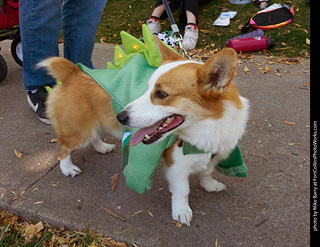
[37,57,81,83]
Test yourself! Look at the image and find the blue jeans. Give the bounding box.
[19,0,108,91]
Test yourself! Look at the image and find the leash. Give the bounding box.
[161,0,191,59]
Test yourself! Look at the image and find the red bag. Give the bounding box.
[241,3,294,32]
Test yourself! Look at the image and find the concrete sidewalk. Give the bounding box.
[0,40,310,247]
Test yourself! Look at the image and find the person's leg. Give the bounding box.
[147,1,166,34]
[147,0,182,34]
[20,0,62,91]
[186,10,196,24]
[62,0,107,68]
[151,4,166,18]
[20,0,62,124]
[181,1,199,50]
[182,0,212,25]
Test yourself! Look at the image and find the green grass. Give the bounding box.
[0,211,129,247]
[96,0,310,57]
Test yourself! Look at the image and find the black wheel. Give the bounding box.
[0,54,8,83]
[11,37,23,67]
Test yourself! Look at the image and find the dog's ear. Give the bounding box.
[196,48,237,99]
[153,35,187,64]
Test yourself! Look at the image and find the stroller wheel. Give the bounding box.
[11,38,23,67]
[0,54,8,83]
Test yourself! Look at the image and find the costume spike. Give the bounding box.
[114,45,127,68]
[120,31,145,55]
[107,62,115,69]
[141,24,161,68]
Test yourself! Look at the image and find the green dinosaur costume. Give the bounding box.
[79,25,247,194]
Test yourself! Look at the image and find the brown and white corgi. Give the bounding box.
[39,36,249,226]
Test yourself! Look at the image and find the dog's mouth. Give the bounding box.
[130,114,185,146]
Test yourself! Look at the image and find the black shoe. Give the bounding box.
[27,86,51,124]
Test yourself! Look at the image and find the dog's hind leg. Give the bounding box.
[91,135,116,154]
[59,145,82,177]
[199,174,227,192]
[57,126,98,177]
[60,154,82,177]
[198,163,226,192]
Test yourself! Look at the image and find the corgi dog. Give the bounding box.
[39,36,249,226]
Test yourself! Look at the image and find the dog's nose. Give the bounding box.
[117,110,129,125]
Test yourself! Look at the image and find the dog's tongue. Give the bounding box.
[130,124,160,146]
[130,115,185,146]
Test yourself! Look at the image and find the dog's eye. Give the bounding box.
[155,90,169,99]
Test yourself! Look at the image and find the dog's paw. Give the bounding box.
[61,164,82,177]
[94,142,116,154]
[201,179,227,192]
[172,203,193,226]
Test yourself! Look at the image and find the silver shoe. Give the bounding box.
[146,19,161,34]
[182,25,198,50]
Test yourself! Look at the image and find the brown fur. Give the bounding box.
[43,37,240,170]
[41,36,246,226]
[150,48,241,120]
[45,58,122,159]
[154,36,187,64]
[162,140,178,167]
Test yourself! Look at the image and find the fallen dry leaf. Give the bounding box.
[131,210,145,217]
[102,207,126,222]
[284,121,295,125]
[147,210,153,217]
[34,221,44,234]
[24,222,44,239]
[13,190,26,201]
[199,29,213,34]
[111,173,119,192]
[2,213,19,226]
[243,65,250,74]
[99,37,106,43]
[260,66,271,74]
[14,149,22,159]
[36,231,43,239]
[134,210,145,215]
[306,38,310,45]
[172,220,183,228]
[118,20,127,27]
[50,235,55,247]
[50,138,58,143]
[239,53,254,60]
[33,201,44,205]
[25,224,36,235]
[58,226,66,232]
[56,236,68,244]
[0,210,129,247]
